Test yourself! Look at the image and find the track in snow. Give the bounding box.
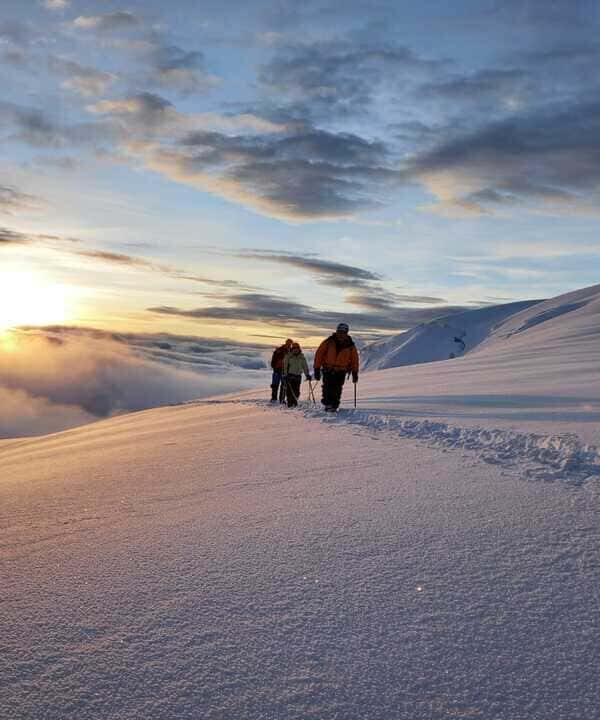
[196,399,600,488]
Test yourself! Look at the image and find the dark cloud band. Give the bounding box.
[149,291,465,335]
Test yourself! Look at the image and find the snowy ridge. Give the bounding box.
[361,299,540,371]
[274,402,600,486]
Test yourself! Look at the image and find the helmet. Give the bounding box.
[336,322,349,333]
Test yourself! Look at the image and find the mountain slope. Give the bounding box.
[361,299,540,371]
[476,282,600,355]
[352,284,600,446]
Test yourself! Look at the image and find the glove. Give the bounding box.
[352,371,358,383]
[306,374,312,381]
[314,368,321,381]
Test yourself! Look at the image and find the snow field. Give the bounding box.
[4,283,600,718]
[2,400,600,719]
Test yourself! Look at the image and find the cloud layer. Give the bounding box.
[135,125,399,221]
[0,185,39,214]
[72,12,140,33]
[150,290,464,335]
[3,3,600,223]
[409,99,600,216]
[0,328,269,438]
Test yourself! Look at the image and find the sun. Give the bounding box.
[0,271,72,331]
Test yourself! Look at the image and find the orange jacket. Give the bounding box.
[314,334,359,373]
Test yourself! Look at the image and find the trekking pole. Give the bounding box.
[312,380,320,406]
[308,379,316,405]
[287,379,299,406]
[354,380,357,409]
[279,375,287,404]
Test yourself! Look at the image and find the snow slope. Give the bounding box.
[3,283,600,719]
[354,284,600,447]
[361,299,540,371]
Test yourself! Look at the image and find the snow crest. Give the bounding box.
[297,405,600,486]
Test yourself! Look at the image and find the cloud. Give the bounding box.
[523,43,600,65]
[0,227,82,247]
[148,44,218,94]
[32,155,81,171]
[406,99,600,217]
[2,225,251,292]
[242,251,381,284]
[136,126,399,221]
[0,327,268,438]
[345,290,446,310]
[239,251,445,310]
[89,93,288,141]
[150,293,319,326]
[73,244,446,319]
[419,69,530,109]
[0,385,93,438]
[0,28,115,98]
[104,36,218,95]
[0,22,35,65]
[76,249,159,268]
[0,100,119,149]
[42,0,70,10]
[0,20,32,47]
[48,56,117,97]
[259,40,441,118]
[72,12,140,33]
[88,92,384,222]
[0,227,31,244]
[88,92,180,133]
[491,0,599,28]
[72,245,252,291]
[0,185,40,214]
[20,34,410,223]
[149,291,465,335]
[187,113,289,135]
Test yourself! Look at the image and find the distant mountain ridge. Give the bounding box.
[361,299,541,371]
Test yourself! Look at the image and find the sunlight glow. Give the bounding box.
[0,271,72,331]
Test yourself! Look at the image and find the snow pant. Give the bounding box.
[285,374,302,407]
[321,369,346,409]
[271,371,286,402]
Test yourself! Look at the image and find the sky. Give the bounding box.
[1,0,600,348]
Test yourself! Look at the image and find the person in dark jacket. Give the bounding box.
[270,338,293,402]
[313,322,359,411]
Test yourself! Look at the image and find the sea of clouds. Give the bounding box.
[0,327,270,438]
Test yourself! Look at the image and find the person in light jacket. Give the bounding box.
[282,342,311,407]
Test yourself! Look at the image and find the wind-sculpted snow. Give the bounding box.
[298,405,600,486]
[503,301,587,337]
